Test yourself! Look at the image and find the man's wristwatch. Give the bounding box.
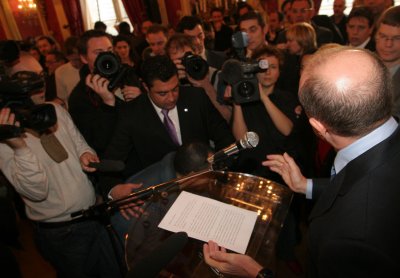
[256,267,274,278]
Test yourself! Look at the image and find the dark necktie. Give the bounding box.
[330,165,336,181]
[161,109,180,146]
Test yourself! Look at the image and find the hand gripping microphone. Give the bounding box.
[207,131,259,164]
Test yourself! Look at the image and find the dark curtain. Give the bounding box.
[60,0,84,36]
[121,0,147,31]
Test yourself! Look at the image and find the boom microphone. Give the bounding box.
[126,232,189,278]
[221,59,243,85]
[207,131,259,164]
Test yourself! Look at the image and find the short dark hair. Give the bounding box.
[146,24,168,37]
[210,7,224,16]
[165,34,196,56]
[141,55,177,87]
[94,21,107,31]
[176,16,203,33]
[118,21,131,35]
[36,35,56,46]
[347,6,375,28]
[77,30,112,55]
[299,47,392,137]
[251,45,285,68]
[377,5,400,28]
[174,142,211,175]
[237,2,254,15]
[112,35,131,47]
[238,11,266,28]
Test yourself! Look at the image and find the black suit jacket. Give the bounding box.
[308,125,400,277]
[103,86,234,182]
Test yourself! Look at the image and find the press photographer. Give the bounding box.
[0,71,55,141]
[219,10,272,104]
[0,70,122,277]
[228,45,301,179]
[68,30,145,156]
[166,33,232,122]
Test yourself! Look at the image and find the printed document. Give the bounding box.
[158,191,257,254]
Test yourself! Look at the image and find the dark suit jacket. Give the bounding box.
[308,126,400,277]
[102,86,234,190]
[205,49,227,70]
[391,67,400,119]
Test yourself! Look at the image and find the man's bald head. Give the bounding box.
[299,47,392,137]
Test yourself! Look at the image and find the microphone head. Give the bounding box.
[239,131,259,149]
[258,59,269,70]
[221,59,243,85]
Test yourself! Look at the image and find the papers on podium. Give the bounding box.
[158,191,257,254]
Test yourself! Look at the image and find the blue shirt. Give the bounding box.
[306,117,398,199]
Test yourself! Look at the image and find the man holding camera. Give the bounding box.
[102,55,234,200]
[68,30,143,157]
[165,33,232,122]
[176,16,226,70]
[0,72,121,277]
[237,11,269,58]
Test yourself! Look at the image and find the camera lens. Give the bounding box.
[95,52,120,77]
[238,81,255,99]
[182,53,209,80]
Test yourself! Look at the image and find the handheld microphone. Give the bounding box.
[126,232,188,278]
[207,131,259,164]
[88,159,125,172]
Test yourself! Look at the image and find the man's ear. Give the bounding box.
[80,54,88,64]
[309,117,327,136]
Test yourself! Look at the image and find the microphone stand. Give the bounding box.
[71,168,215,220]
[70,164,227,277]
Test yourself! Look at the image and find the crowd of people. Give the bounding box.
[0,0,400,277]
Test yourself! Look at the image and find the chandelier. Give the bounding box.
[17,0,37,11]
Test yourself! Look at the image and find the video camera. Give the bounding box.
[221,32,268,104]
[0,71,56,141]
[94,52,141,92]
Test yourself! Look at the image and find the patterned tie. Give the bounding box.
[161,109,180,146]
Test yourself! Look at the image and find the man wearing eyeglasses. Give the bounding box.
[375,6,400,119]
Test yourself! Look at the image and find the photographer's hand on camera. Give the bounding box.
[121,85,141,102]
[172,58,187,80]
[0,108,27,149]
[85,74,116,106]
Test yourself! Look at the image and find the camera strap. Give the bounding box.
[40,133,68,163]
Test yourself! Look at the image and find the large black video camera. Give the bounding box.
[221,32,268,104]
[0,71,56,140]
[94,52,141,92]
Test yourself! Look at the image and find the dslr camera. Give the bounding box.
[94,51,141,92]
[0,71,57,140]
[181,52,209,81]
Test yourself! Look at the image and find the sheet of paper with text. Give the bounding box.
[158,191,258,254]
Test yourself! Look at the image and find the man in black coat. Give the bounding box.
[202,47,400,277]
[103,56,234,199]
